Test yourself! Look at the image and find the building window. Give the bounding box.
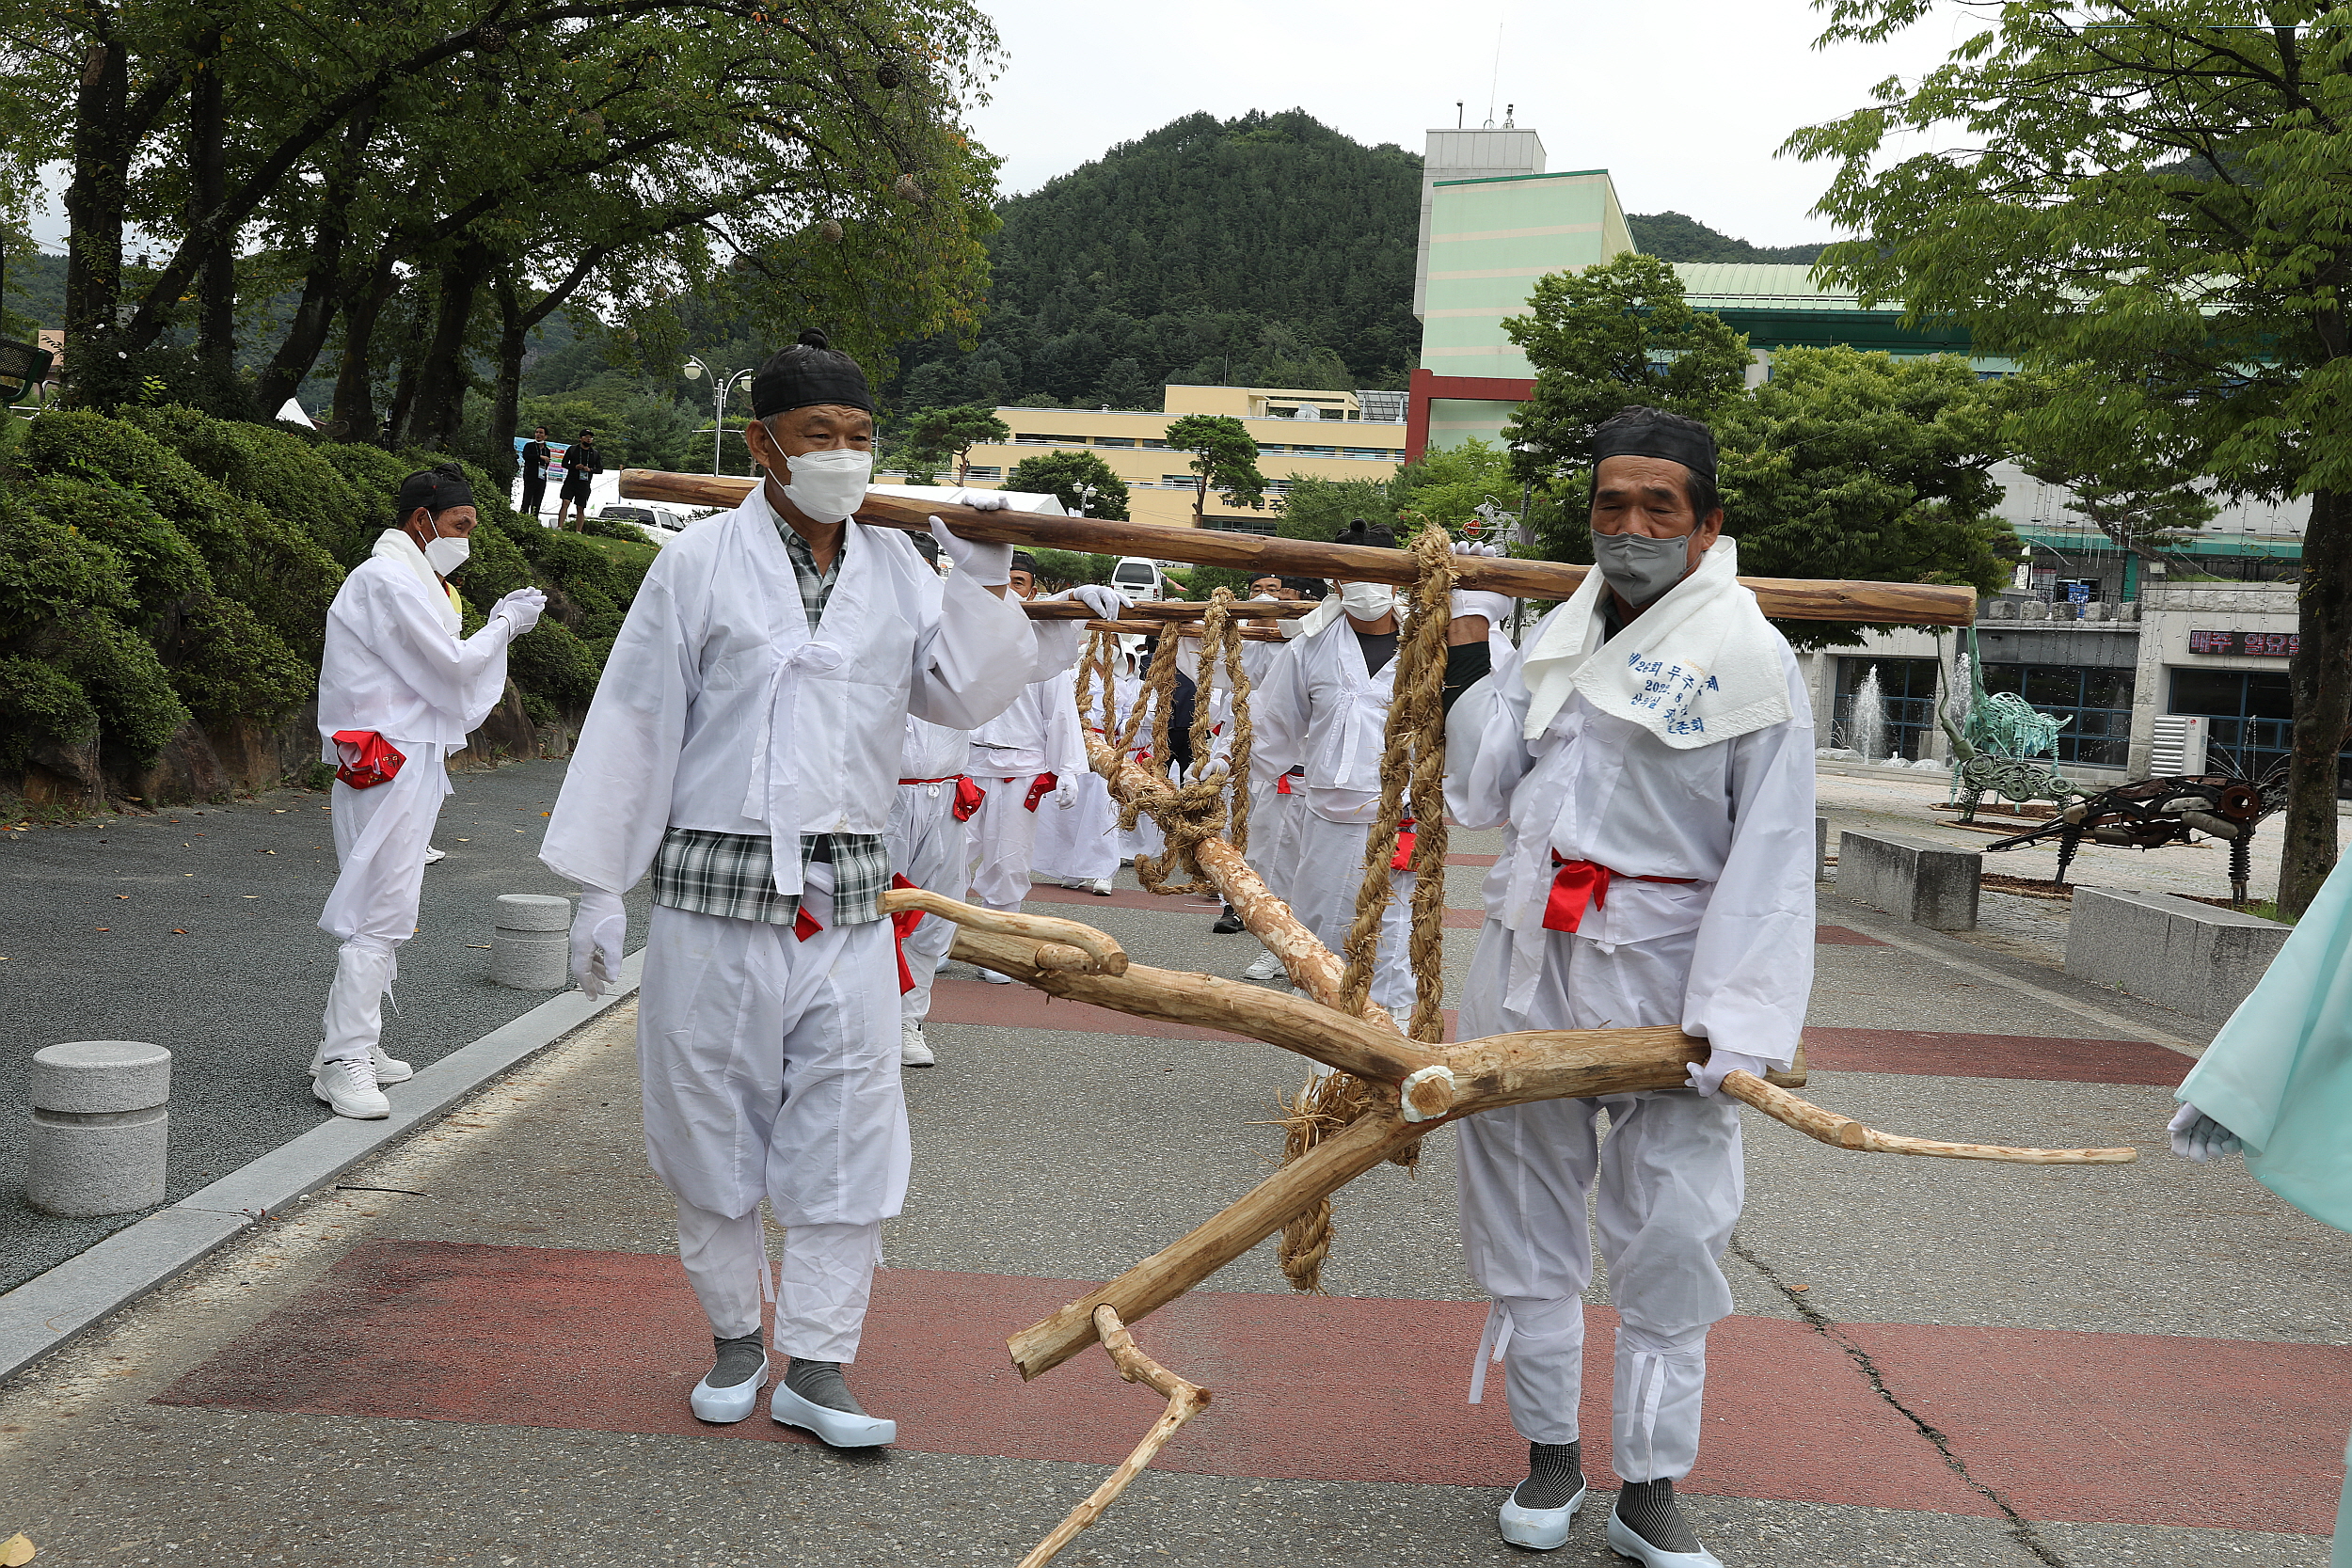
[1096,436,1135,449]
[1981,665,2135,768]
[1162,474,1195,486]
[1835,657,1941,760]
[961,466,1002,481]
[2169,668,2352,796]
[1343,447,1400,460]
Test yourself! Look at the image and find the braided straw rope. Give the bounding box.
[1277,524,1458,1290]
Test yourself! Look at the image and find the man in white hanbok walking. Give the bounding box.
[311,464,545,1119]
[1441,407,1815,1565]
[541,331,1119,1447]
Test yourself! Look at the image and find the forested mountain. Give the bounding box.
[886,110,1423,409]
[2,247,65,335]
[1626,212,1827,265]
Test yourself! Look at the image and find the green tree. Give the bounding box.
[2008,369,2219,562]
[1004,450,1131,519]
[1389,438,1520,534]
[1784,0,2352,912]
[1500,251,1753,487]
[1272,474,1395,541]
[904,404,1010,484]
[1714,348,2020,646]
[1165,412,1265,522]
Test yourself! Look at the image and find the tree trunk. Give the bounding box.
[489,265,526,453]
[329,252,403,442]
[252,105,374,419]
[188,27,233,385]
[410,241,492,451]
[2281,485,2352,916]
[383,285,432,448]
[62,40,127,360]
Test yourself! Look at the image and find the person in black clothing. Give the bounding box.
[555,430,603,531]
[518,427,553,521]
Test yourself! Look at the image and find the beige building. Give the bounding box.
[879,383,1409,531]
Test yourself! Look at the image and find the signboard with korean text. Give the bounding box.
[2187,629,2298,657]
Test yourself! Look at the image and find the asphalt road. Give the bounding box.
[0,757,649,1291]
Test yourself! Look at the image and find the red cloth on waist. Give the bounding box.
[1542,852,1696,934]
[798,875,926,997]
[1024,772,1058,812]
[1275,774,1292,796]
[330,730,405,790]
[1390,817,1417,873]
[900,774,984,822]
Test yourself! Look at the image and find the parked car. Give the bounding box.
[593,502,700,542]
[1110,556,1167,600]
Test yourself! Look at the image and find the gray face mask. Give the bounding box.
[1591,529,1694,609]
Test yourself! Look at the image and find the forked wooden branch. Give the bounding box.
[1719,1071,2139,1164]
[1014,1307,1213,1568]
[881,887,1128,975]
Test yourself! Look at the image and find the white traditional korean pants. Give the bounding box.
[886,779,966,1023]
[1281,808,1418,1020]
[639,872,908,1364]
[1243,777,1301,904]
[965,772,1048,912]
[1033,770,1120,885]
[1453,917,1742,1483]
[315,740,453,1065]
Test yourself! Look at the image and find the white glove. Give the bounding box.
[493,587,548,636]
[1453,540,1502,557]
[1062,583,1133,620]
[1687,1048,1773,1098]
[929,515,1012,586]
[2169,1101,2244,1162]
[951,489,1009,513]
[1449,541,1512,625]
[570,888,627,997]
[1053,776,1078,810]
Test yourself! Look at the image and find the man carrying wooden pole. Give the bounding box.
[1439,407,1818,1564]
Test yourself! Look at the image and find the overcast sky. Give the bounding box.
[965,0,1976,245]
[21,0,1971,253]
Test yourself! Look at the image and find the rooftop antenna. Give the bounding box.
[1504,102,1516,128]
[1485,16,1504,127]
[1455,100,1464,129]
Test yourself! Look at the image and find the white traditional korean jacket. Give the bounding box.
[1250,613,1400,826]
[542,487,1041,899]
[316,530,516,754]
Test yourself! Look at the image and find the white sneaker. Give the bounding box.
[423,846,447,864]
[1242,949,1285,981]
[689,1334,769,1424]
[900,1022,935,1067]
[977,968,1015,985]
[310,1042,413,1085]
[1087,878,1113,895]
[311,1056,389,1119]
[771,1360,894,1449]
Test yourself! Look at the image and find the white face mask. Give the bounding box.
[783,448,874,523]
[1336,580,1395,621]
[421,516,469,576]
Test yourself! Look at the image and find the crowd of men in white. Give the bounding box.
[298,330,1918,1567]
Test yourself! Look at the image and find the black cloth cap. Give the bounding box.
[1280,575,1327,599]
[1009,550,1039,575]
[1331,518,1399,550]
[1592,405,1716,480]
[750,328,874,418]
[396,463,474,518]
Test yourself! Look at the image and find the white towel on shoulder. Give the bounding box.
[1520,538,1791,748]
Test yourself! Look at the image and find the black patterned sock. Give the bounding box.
[703,1332,765,1388]
[785,1357,869,1416]
[1613,1479,1703,1553]
[1509,1441,1584,1511]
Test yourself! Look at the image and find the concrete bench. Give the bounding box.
[1836,830,1980,930]
[2065,887,2291,1022]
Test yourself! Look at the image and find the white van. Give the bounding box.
[1110,556,1165,600]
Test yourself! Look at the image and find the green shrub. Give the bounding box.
[453,518,538,607]
[0,494,135,638]
[15,475,210,625]
[167,593,316,721]
[118,404,385,563]
[51,613,191,760]
[532,531,626,615]
[0,655,99,764]
[507,617,602,709]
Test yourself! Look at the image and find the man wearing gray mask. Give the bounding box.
[1438,406,1816,1564]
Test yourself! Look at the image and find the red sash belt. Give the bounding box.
[1543,853,1695,933]
[900,774,984,822]
[1024,772,1057,812]
[330,730,405,790]
[1275,775,1292,796]
[1390,817,1417,872]
[796,873,926,996]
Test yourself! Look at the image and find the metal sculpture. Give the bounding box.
[1981,771,2287,904]
[1939,629,2083,820]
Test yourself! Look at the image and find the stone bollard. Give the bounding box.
[492,894,573,990]
[27,1041,171,1217]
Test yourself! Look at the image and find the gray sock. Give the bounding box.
[785,1357,868,1416]
[1510,1440,1583,1511]
[1613,1479,1703,1554]
[704,1332,766,1388]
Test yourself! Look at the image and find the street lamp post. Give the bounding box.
[682,356,755,476]
[1073,482,1099,518]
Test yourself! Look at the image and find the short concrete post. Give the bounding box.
[26,1041,170,1217]
[1815,816,1828,881]
[492,894,572,990]
[1837,830,1981,931]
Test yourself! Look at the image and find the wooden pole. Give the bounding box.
[616,470,1978,626]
